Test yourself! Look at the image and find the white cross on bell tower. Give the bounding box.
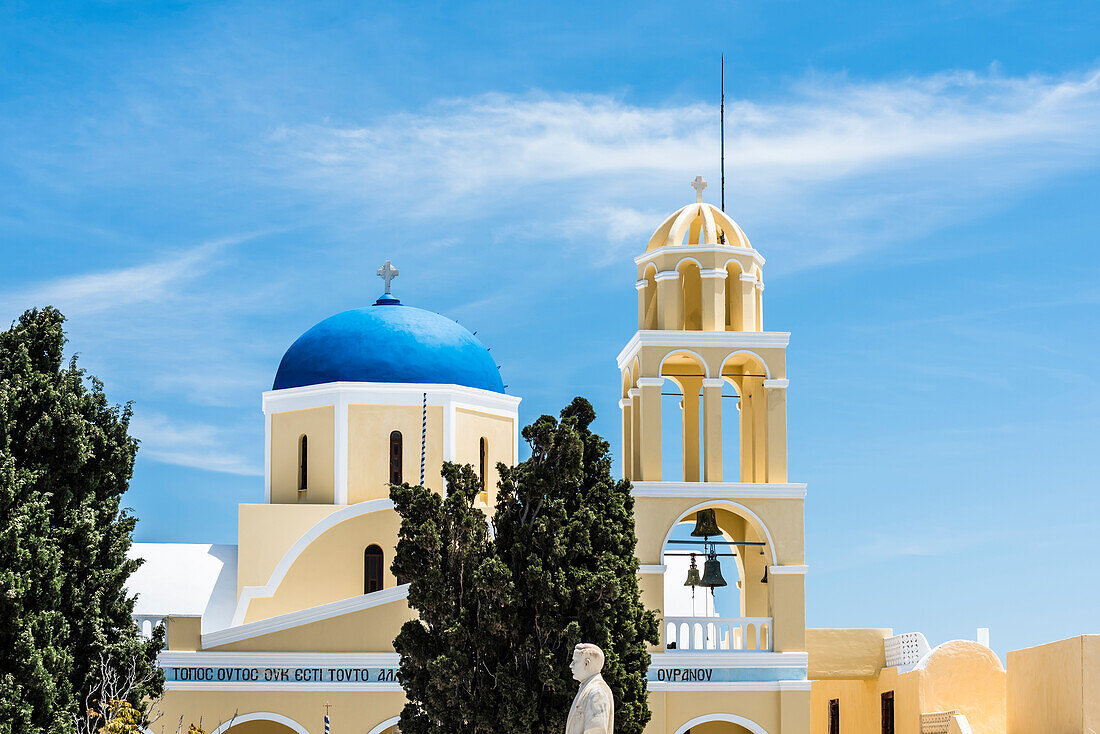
[691,175,708,203]
[377,260,399,294]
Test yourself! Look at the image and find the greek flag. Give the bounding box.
[324,714,330,734]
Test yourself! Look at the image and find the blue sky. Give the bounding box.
[2,1,1098,658]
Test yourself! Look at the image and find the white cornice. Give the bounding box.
[762,379,789,389]
[654,271,679,281]
[638,564,667,575]
[616,331,790,369]
[207,584,409,649]
[635,244,765,268]
[631,482,806,500]
[768,565,809,575]
[262,382,521,415]
[648,681,811,692]
[699,269,727,279]
[636,377,665,388]
[649,651,808,668]
[160,651,401,667]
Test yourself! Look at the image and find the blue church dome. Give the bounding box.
[273,297,505,393]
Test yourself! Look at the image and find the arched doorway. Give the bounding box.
[211,712,309,734]
[674,713,769,734]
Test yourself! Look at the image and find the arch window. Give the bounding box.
[725,262,743,330]
[678,261,702,330]
[297,434,308,499]
[479,437,489,504]
[389,431,403,485]
[364,544,384,594]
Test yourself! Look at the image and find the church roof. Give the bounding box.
[273,297,505,393]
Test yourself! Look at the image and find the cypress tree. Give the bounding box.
[392,397,657,733]
[0,308,163,734]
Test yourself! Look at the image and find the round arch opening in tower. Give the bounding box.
[659,351,709,482]
[720,351,770,483]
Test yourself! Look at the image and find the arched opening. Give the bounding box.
[364,544,384,594]
[211,712,310,734]
[660,351,707,482]
[725,261,744,331]
[297,434,308,501]
[479,437,489,504]
[389,431,403,485]
[674,716,767,734]
[660,503,774,653]
[720,352,770,483]
[678,260,703,330]
[643,264,658,329]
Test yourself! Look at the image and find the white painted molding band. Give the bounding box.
[635,280,648,290]
[699,268,728,279]
[756,282,765,291]
[762,379,789,389]
[210,585,410,648]
[627,388,640,398]
[638,564,667,574]
[636,377,665,388]
[619,398,631,409]
[649,681,810,692]
[631,482,807,499]
[634,244,765,269]
[701,378,725,388]
[649,651,808,668]
[739,272,758,282]
[654,271,680,281]
[768,565,809,575]
[160,651,401,667]
[616,331,791,369]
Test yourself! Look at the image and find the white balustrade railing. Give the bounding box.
[662,616,772,652]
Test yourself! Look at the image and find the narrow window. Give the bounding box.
[881,692,894,734]
[389,431,403,485]
[829,699,840,734]
[479,437,489,503]
[364,545,384,594]
[297,434,308,496]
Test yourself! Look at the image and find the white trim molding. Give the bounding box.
[699,268,728,279]
[638,564,667,575]
[367,717,402,734]
[649,651,808,668]
[701,378,725,388]
[654,271,680,281]
[619,398,631,409]
[209,585,409,649]
[739,272,758,282]
[768,565,809,575]
[762,379,789,389]
[635,244,765,270]
[262,381,521,416]
[636,377,666,388]
[651,680,812,693]
[230,499,395,627]
[635,280,648,291]
[631,482,807,500]
[616,331,790,369]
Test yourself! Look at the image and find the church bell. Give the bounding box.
[700,554,727,588]
[683,553,702,587]
[690,508,721,538]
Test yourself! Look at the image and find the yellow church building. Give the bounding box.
[129,181,1097,734]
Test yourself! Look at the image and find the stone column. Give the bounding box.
[619,397,633,481]
[680,376,702,482]
[655,271,681,330]
[628,388,641,480]
[701,378,724,482]
[763,379,788,483]
[750,376,768,482]
[756,281,765,332]
[635,280,647,330]
[700,269,726,331]
[740,272,757,331]
[637,377,664,481]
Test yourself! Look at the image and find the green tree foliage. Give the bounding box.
[0,308,163,734]
[391,397,658,734]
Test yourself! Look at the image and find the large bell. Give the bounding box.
[690,508,721,538]
[683,553,702,587]
[700,555,727,588]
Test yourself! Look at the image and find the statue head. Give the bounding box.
[570,643,606,683]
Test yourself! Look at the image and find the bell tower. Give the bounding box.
[622,178,809,734]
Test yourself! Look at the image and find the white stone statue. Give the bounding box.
[566,643,615,734]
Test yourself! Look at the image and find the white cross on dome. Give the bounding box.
[377,260,399,294]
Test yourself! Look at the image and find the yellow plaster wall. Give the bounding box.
[154,689,405,734]
[807,628,890,679]
[237,504,343,596]
[165,616,202,651]
[243,509,401,623]
[271,407,335,504]
[348,404,444,502]
[209,600,414,653]
[768,573,806,652]
[1007,635,1099,734]
[918,641,1005,734]
[810,667,920,734]
[454,408,515,506]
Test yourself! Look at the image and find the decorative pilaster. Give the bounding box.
[763,378,788,483]
[637,377,664,481]
[655,271,681,330]
[740,272,757,332]
[701,378,724,482]
[700,268,727,331]
[619,397,633,480]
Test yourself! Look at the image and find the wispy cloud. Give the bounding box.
[269,67,1100,269]
[129,412,262,477]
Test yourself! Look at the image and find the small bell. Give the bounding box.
[700,554,727,588]
[761,565,769,584]
[684,553,702,587]
[691,508,721,538]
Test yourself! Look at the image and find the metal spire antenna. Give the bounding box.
[721,53,725,212]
